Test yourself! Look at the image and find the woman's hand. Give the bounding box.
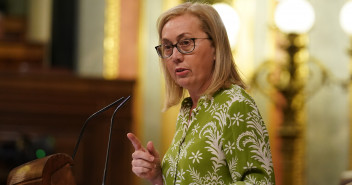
[127,133,163,185]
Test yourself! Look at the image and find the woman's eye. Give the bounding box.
[163,45,172,50]
[180,40,191,46]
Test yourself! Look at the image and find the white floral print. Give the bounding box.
[189,150,203,163]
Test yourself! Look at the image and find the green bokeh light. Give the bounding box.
[36,149,46,159]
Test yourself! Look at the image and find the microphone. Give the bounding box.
[72,97,126,160]
[102,95,131,185]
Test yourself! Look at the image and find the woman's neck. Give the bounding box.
[189,93,199,109]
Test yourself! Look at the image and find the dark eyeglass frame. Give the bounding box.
[155,37,211,58]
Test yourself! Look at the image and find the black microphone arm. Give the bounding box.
[72,97,126,160]
[102,95,131,185]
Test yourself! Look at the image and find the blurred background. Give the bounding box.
[0,0,351,185]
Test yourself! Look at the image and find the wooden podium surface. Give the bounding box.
[0,72,135,185]
[7,153,76,185]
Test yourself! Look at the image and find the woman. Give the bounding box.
[127,2,275,185]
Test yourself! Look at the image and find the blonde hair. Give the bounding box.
[157,2,245,110]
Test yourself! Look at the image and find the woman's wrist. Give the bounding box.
[150,175,163,185]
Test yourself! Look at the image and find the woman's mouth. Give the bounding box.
[176,68,186,72]
[175,68,189,76]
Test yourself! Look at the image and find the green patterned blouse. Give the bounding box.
[161,84,275,185]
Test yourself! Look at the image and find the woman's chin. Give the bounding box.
[175,81,189,89]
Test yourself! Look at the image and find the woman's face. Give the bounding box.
[161,13,215,95]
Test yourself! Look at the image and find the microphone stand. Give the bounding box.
[102,95,131,185]
[72,97,125,160]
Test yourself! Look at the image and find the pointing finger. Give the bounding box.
[127,133,144,151]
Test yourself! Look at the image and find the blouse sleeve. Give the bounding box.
[222,97,275,185]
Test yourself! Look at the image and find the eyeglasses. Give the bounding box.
[155,38,211,58]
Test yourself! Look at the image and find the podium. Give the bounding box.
[0,72,134,185]
[7,153,76,185]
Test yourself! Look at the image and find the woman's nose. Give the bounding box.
[171,46,183,61]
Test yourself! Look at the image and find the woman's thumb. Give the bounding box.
[146,141,159,158]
